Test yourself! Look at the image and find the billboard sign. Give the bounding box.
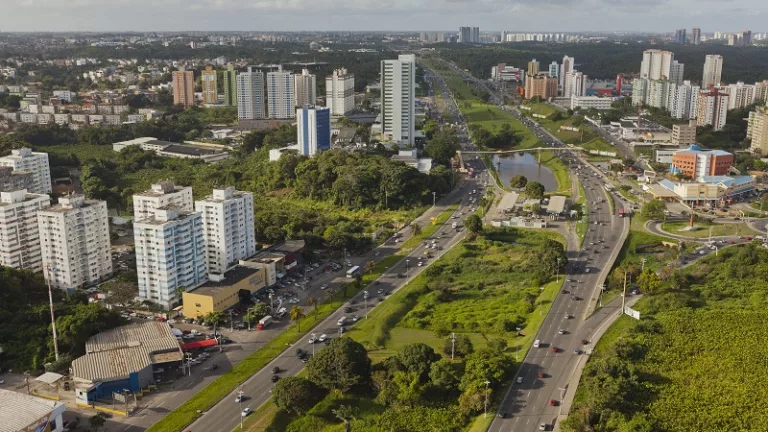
[624,306,640,320]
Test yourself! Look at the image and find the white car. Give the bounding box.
[320,284,328,290]
[308,336,317,344]
[515,377,524,384]
[318,334,328,343]
[242,407,252,417]
[235,395,244,403]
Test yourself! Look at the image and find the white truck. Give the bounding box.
[257,315,273,330]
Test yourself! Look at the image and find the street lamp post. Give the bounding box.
[406,259,410,279]
[246,307,254,331]
[484,381,491,419]
[238,389,244,430]
[45,265,60,361]
[364,291,369,318]
[432,191,437,207]
[311,333,316,356]
[599,284,606,308]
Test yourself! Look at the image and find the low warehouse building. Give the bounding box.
[71,321,183,406]
[0,389,65,432]
[183,266,267,319]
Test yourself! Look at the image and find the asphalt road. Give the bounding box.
[184,168,488,432]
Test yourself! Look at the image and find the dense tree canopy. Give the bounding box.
[307,337,372,394]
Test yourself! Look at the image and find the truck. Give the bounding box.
[618,208,625,218]
[257,315,273,330]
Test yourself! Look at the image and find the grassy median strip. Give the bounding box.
[146,205,460,432]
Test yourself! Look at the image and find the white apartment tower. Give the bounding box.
[0,148,52,194]
[294,69,317,107]
[381,54,416,145]
[640,50,683,84]
[37,195,112,290]
[134,207,206,308]
[668,81,701,120]
[0,189,50,271]
[559,56,574,90]
[702,55,724,89]
[326,68,355,115]
[133,182,193,221]
[563,71,587,98]
[236,67,266,120]
[195,187,256,276]
[724,82,756,109]
[697,89,730,131]
[267,69,296,119]
[548,62,559,78]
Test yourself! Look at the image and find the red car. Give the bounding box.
[538,371,546,378]
[581,339,589,345]
[549,399,558,406]
[551,347,559,353]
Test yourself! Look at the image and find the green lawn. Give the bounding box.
[661,221,759,238]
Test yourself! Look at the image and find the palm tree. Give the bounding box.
[290,305,305,332]
[307,297,319,321]
[364,260,375,273]
[331,405,357,432]
[410,222,422,237]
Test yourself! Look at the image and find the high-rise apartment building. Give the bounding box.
[0,148,51,194]
[563,71,587,98]
[524,73,558,100]
[702,55,723,89]
[692,28,702,45]
[133,181,193,221]
[37,195,112,290]
[380,54,415,145]
[326,68,355,115]
[134,207,206,308]
[294,69,317,108]
[201,66,218,105]
[560,56,574,90]
[748,107,768,155]
[267,69,295,119]
[723,82,756,110]
[668,81,701,119]
[669,60,685,85]
[458,27,480,43]
[672,121,698,146]
[0,166,34,193]
[697,89,730,131]
[640,50,680,81]
[527,59,540,76]
[548,62,559,78]
[632,78,649,106]
[0,189,50,271]
[297,105,331,157]
[223,64,238,106]
[172,67,195,108]
[236,67,265,120]
[755,80,768,104]
[195,187,256,276]
[674,29,687,44]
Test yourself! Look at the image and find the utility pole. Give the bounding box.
[46,265,60,362]
[621,271,628,315]
[640,257,647,271]
[484,381,491,419]
[432,191,437,207]
[599,283,606,308]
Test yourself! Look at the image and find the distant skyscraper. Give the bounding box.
[267,69,295,119]
[223,64,238,106]
[236,67,265,120]
[674,29,687,43]
[326,68,355,115]
[201,66,218,105]
[297,105,331,157]
[669,60,685,85]
[702,55,724,89]
[692,28,702,45]
[563,71,587,98]
[472,27,480,43]
[380,54,415,144]
[640,49,682,82]
[560,56,574,90]
[458,26,479,43]
[740,30,752,46]
[527,59,540,75]
[293,69,317,107]
[172,67,195,108]
[548,62,559,78]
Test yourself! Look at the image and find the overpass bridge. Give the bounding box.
[455,147,585,171]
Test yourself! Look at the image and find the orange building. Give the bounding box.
[671,145,733,179]
[524,73,558,100]
[172,68,195,108]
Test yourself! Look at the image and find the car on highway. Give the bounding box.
[308,335,317,344]
[549,399,558,406]
[318,334,328,343]
[241,407,252,417]
[558,329,566,335]
[540,423,549,431]
[235,394,244,402]
[581,339,590,345]
[551,347,559,353]
[515,376,524,384]
[320,284,328,290]
[270,375,280,383]
[537,370,546,378]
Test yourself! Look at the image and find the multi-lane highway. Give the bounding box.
[184,164,489,432]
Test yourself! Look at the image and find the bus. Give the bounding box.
[346,266,361,278]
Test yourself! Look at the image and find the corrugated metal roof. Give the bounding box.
[72,321,182,383]
[0,389,63,432]
[546,196,567,214]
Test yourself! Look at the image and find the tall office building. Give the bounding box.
[326,68,355,115]
[524,73,558,100]
[697,89,729,131]
[472,27,480,43]
[172,67,195,108]
[702,55,724,89]
[201,66,218,105]
[560,56,574,91]
[134,207,206,308]
[0,148,51,194]
[692,28,702,45]
[223,64,238,106]
[527,59,540,75]
[563,71,587,98]
[380,54,415,145]
[640,49,677,81]
[748,107,768,155]
[548,62,559,78]
[294,69,317,107]
[133,181,193,221]
[37,195,112,291]
[0,189,50,271]
[458,27,480,43]
[674,29,687,43]
[236,67,265,120]
[267,69,295,119]
[297,105,331,157]
[195,187,256,276]
[740,30,752,46]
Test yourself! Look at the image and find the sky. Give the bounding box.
[2,0,767,33]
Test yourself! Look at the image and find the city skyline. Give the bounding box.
[2,0,767,33]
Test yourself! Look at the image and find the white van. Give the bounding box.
[337,316,348,326]
[533,339,541,348]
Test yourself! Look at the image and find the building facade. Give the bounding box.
[267,70,296,119]
[297,105,331,157]
[0,166,34,192]
[525,74,558,100]
[37,195,112,290]
[171,68,195,108]
[201,66,218,105]
[134,207,206,308]
[0,147,52,194]
[671,145,733,179]
[559,56,574,91]
[0,189,50,271]
[702,55,723,89]
[671,121,698,147]
[236,67,265,120]
[563,71,587,98]
[294,69,317,108]
[723,82,756,109]
[380,54,416,145]
[748,107,768,155]
[697,89,730,131]
[326,68,355,115]
[133,181,193,221]
[223,64,238,106]
[195,187,256,276]
[640,50,683,83]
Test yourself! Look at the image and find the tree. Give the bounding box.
[290,305,305,332]
[392,370,427,407]
[331,405,358,432]
[466,214,483,234]
[396,343,440,381]
[638,268,662,295]
[429,358,464,391]
[244,303,270,324]
[425,129,460,165]
[443,334,474,358]
[203,311,223,326]
[525,181,545,199]
[410,222,422,237]
[307,297,319,321]
[102,280,138,306]
[272,377,323,414]
[509,175,528,189]
[640,199,666,221]
[88,414,106,432]
[307,337,371,393]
